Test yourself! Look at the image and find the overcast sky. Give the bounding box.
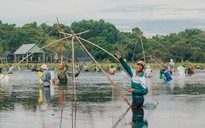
[1,0,205,37]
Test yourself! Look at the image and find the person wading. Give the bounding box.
[39,64,51,87]
[116,50,148,125]
[57,63,68,84]
[109,66,115,75]
[160,68,172,86]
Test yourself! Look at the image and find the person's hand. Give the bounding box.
[130,121,134,126]
[115,50,121,59]
[129,88,135,93]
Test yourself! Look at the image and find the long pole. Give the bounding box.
[56,18,64,64]
[71,35,77,128]
[139,35,146,62]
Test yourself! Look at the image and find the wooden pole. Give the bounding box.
[56,18,64,64]
[71,35,77,128]
[139,35,146,62]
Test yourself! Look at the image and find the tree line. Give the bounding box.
[0,19,205,62]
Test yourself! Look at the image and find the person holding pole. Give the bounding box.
[116,50,148,125]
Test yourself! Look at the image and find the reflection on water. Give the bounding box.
[38,87,51,111]
[0,71,205,128]
[132,108,148,128]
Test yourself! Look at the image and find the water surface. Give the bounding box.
[0,70,205,128]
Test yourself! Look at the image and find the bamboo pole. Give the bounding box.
[139,36,146,62]
[56,18,64,64]
[74,34,131,107]
[71,35,77,128]
[60,30,90,36]
[132,40,138,64]
[0,35,72,82]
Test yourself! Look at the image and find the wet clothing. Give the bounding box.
[43,87,51,103]
[132,97,144,122]
[58,70,67,83]
[41,70,51,87]
[58,65,68,83]
[119,57,148,99]
[160,69,172,81]
[132,107,148,128]
[164,71,172,82]
[186,68,195,75]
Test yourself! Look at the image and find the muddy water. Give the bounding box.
[0,70,205,128]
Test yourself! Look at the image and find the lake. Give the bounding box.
[0,69,205,128]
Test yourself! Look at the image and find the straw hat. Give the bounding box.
[137,60,145,68]
[41,64,48,69]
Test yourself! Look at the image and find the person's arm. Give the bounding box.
[116,50,133,77]
[134,87,148,95]
[129,86,148,95]
[119,57,133,77]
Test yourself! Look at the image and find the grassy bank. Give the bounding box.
[0,62,204,71]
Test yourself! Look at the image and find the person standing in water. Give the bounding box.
[131,107,148,128]
[7,64,15,74]
[160,68,172,87]
[39,64,51,87]
[109,66,115,75]
[116,50,148,125]
[168,59,175,75]
[57,63,68,84]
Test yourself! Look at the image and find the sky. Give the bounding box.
[1,0,205,37]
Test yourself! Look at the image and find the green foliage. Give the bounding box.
[71,19,120,43]
[0,20,205,62]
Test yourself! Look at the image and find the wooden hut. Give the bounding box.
[14,44,45,63]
